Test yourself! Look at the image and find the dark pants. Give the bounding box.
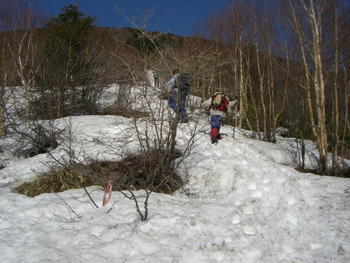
[210,115,223,140]
[169,89,188,120]
[154,77,159,87]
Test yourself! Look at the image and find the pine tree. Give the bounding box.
[40,5,95,117]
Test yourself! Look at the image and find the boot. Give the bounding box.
[211,137,218,144]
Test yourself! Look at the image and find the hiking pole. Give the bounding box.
[232,103,237,138]
[232,112,235,138]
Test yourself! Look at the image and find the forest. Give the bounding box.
[0,0,349,176]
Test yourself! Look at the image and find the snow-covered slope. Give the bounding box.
[0,86,349,263]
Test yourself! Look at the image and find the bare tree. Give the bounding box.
[286,0,350,173]
[0,0,42,119]
[203,0,287,142]
[97,17,204,219]
[0,38,7,137]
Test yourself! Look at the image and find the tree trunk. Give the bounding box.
[0,87,4,137]
[306,0,328,173]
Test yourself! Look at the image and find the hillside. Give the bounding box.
[0,84,349,263]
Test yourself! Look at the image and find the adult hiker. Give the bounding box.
[201,92,237,144]
[152,70,159,87]
[165,69,190,123]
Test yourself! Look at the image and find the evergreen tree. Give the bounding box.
[37,5,103,118]
[126,29,179,55]
[44,4,94,85]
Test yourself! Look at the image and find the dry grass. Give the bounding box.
[98,106,149,118]
[15,164,100,197]
[295,167,350,178]
[16,149,183,197]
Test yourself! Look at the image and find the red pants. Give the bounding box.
[211,128,219,140]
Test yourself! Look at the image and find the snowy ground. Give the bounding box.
[0,85,350,263]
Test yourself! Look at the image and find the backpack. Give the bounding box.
[211,93,229,112]
[176,74,190,95]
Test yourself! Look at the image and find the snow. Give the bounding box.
[0,84,350,263]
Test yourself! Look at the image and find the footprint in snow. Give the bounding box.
[248,182,257,190]
[263,178,270,184]
[232,215,240,225]
[240,203,254,215]
[251,190,263,198]
[287,197,296,206]
[243,226,256,235]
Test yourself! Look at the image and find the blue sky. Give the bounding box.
[37,0,230,36]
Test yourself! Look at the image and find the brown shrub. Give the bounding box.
[98,106,149,118]
[16,149,183,197]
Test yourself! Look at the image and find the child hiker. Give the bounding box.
[152,70,159,87]
[201,92,237,143]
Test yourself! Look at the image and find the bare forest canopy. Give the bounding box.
[0,0,349,176]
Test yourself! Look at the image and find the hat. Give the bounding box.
[212,92,223,106]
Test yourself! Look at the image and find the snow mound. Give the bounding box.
[0,85,349,263]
